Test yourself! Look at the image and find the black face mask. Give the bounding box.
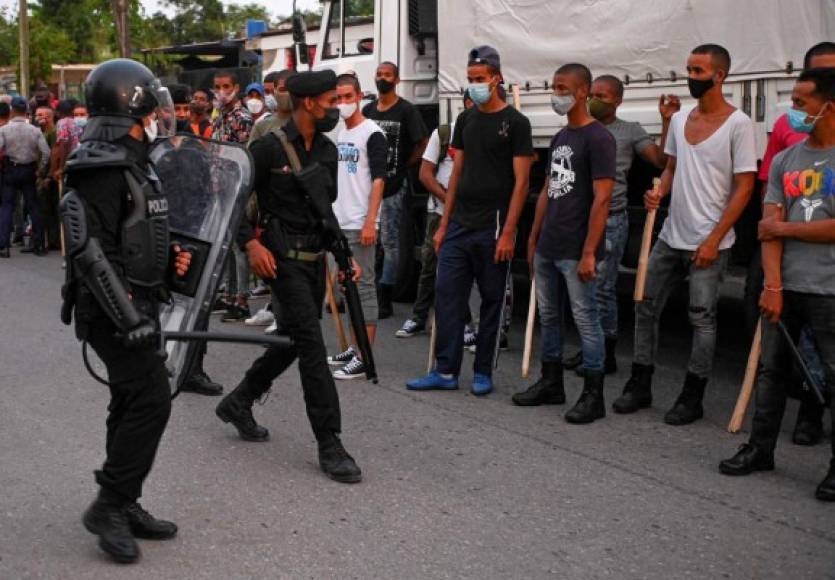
[688,77,715,99]
[314,107,340,133]
[375,78,395,95]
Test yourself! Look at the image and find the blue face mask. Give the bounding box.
[787,104,827,133]
[467,82,493,105]
[75,117,88,128]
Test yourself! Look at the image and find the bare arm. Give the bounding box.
[407,138,429,168]
[360,177,385,246]
[644,155,676,209]
[433,149,465,252]
[419,159,446,204]
[495,155,533,262]
[577,178,614,281]
[526,181,549,273]
[759,203,784,322]
[772,219,835,243]
[693,172,755,268]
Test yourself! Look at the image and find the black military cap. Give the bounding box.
[468,45,501,71]
[286,70,337,97]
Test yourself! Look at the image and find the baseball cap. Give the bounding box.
[468,46,501,71]
[10,96,28,112]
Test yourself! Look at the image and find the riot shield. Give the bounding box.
[150,135,254,393]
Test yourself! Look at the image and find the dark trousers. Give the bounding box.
[750,292,835,458]
[434,222,508,377]
[412,212,442,323]
[242,258,341,441]
[0,164,42,249]
[85,324,172,503]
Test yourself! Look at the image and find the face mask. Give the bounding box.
[550,93,576,116]
[264,94,278,112]
[787,104,828,133]
[467,83,494,105]
[375,78,395,95]
[74,117,87,128]
[315,107,340,133]
[189,101,207,115]
[588,97,616,121]
[144,118,158,142]
[247,98,264,115]
[688,77,715,99]
[216,90,235,106]
[337,102,357,120]
[276,93,292,113]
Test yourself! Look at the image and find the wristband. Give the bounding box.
[764,285,783,293]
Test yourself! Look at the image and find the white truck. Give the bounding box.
[304,0,834,296]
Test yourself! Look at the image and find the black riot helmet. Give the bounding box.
[84,58,175,138]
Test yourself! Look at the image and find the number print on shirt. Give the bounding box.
[548,145,576,199]
[338,141,360,175]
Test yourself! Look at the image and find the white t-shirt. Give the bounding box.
[333,118,388,230]
[422,122,456,216]
[659,109,757,251]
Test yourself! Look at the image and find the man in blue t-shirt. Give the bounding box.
[512,63,616,425]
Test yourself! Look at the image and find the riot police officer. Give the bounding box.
[215,70,362,483]
[60,59,191,563]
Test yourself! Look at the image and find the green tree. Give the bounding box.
[224,3,271,37]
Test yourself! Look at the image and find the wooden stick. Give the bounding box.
[728,318,763,433]
[522,278,536,378]
[512,84,521,110]
[634,177,661,302]
[426,310,437,373]
[324,262,349,352]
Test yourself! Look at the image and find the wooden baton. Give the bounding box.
[426,310,437,373]
[324,262,349,353]
[728,318,762,433]
[522,278,536,378]
[634,177,661,302]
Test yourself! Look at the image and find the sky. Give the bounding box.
[0,0,320,20]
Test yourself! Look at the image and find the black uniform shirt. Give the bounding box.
[239,118,338,248]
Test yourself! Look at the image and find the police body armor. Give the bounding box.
[60,139,170,334]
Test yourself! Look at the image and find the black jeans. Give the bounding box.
[241,258,341,441]
[750,292,835,458]
[85,322,172,503]
[0,163,41,250]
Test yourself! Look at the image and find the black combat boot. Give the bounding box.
[378,284,393,319]
[565,370,606,424]
[792,397,825,446]
[612,363,654,414]
[124,503,178,540]
[512,361,565,406]
[215,379,270,442]
[816,458,835,502]
[318,434,362,483]
[719,443,775,476]
[181,367,224,396]
[664,372,707,426]
[82,494,140,564]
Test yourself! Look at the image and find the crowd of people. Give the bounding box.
[2,38,832,564]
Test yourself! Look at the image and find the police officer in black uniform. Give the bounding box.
[215,70,362,483]
[60,59,191,563]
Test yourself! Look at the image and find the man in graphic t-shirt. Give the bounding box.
[719,67,835,502]
[511,63,616,425]
[363,62,428,319]
[327,74,388,380]
[616,44,757,426]
[406,45,533,396]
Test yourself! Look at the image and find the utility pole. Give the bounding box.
[18,0,29,97]
[111,0,130,58]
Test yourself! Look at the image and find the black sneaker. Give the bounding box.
[124,502,178,540]
[328,346,357,366]
[212,297,231,314]
[333,356,366,380]
[395,318,425,338]
[82,498,140,564]
[222,304,251,322]
[318,435,362,483]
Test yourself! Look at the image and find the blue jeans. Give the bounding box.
[596,212,629,339]
[535,253,605,371]
[434,222,508,377]
[633,239,728,378]
[380,183,406,286]
[0,164,40,250]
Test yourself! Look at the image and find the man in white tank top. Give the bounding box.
[614,44,757,426]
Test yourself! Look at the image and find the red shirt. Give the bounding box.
[758,113,807,183]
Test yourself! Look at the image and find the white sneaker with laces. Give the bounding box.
[333,356,366,380]
[395,318,425,338]
[245,306,275,326]
[328,346,356,366]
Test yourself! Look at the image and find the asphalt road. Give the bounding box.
[1,252,833,579]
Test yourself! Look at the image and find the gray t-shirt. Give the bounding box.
[765,142,835,295]
[604,118,654,213]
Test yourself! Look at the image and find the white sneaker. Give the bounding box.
[245,306,275,326]
[333,356,366,380]
[328,346,356,366]
[395,318,425,338]
[264,321,278,334]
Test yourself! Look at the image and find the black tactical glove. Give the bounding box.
[122,318,157,350]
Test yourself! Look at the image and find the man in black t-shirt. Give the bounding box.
[362,62,428,318]
[406,46,533,396]
[512,63,616,425]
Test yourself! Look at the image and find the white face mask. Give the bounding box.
[144,117,158,142]
[264,94,277,112]
[247,98,264,115]
[337,102,358,120]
